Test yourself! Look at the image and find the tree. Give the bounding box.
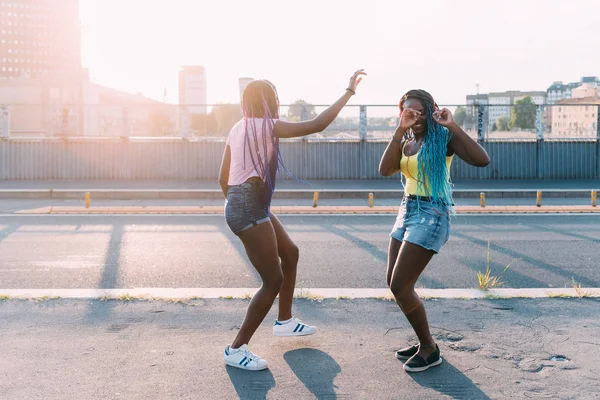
[496,116,510,131]
[509,96,536,130]
[454,106,467,126]
[287,100,317,121]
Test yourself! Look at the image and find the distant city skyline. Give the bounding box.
[76,0,597,106]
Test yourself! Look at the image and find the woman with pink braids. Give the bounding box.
[218,70,365,371]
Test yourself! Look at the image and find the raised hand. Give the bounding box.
[399,108,421,131]
[347,69,367,93]
[433,108,455,127]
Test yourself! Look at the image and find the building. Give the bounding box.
[0,75,177,137]
[545,77,599,134]
[551,84,599,137]
[178,66,207,113]
[238,77,253,101]
[466,91,546,130]
[1,0,83,133]
[0,0,81,81]
[465,94,488,131]
[178,66,207,134]
[546,77,599,104]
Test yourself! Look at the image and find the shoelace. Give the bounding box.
[240,348,260,364]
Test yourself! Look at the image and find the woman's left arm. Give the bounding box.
[433,108,491,167]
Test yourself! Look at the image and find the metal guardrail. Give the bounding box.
[2,103,599,139]
[1,104,599,181]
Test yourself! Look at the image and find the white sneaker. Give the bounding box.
[224,344,268,371]
[273,317,317,337]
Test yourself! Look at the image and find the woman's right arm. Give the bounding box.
[378,108,419,176]
[378,126,406,177]
[273,69,366,139]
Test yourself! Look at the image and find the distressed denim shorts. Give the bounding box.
[225,177,271,236]
[389,197,451,254]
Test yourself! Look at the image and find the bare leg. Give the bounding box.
[388,240,436,359]
[231,221,282,348]
[270,212,299,321]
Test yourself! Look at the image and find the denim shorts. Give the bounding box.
[389,197,451,253]
[225,177,271,236]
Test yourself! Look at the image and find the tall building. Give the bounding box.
[238,77,253,100]
[178,66,207,114]
[0,0,81,81]
[178,66,207,135]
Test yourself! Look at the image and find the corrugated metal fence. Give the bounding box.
[1,137,599,181]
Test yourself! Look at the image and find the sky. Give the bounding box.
[79,0,600,107]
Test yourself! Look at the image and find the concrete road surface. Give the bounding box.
[1,214,599,290]
[1,298,599,399]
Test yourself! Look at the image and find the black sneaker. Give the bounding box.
[395,344,419,360]
[403,344,443,373]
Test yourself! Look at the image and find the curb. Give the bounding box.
[14,205,600,215]
[1,288,599,300]
[0,189,597,200]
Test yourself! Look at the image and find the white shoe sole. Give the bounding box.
[224,359,268,371]
[273,328,317,337]
[404,357,443,373]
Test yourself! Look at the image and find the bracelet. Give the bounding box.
[346,88,356,95]
[391,134,403,144]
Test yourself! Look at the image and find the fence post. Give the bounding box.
[476,104,486,143]
[536,105,545,179]
[359,105,368,179]
[0,106,9,138]
[476,104,487,179]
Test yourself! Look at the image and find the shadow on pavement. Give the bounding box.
[451,229,598,287]
[226,365,276,400]
[407,358,491,400]
[284,348,341,399]
[86,223,124,322]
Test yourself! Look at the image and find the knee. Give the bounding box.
[263,271,284,294]
[282,244,299,266]
[289,244,299,263]
[390,279,413,301]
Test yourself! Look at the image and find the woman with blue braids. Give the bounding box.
[218,70,366,371]
[379,89,490,372]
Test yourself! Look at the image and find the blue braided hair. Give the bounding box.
[400,89,454,212]
[241,80,306,208]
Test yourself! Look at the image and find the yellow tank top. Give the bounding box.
[400,143,453,197]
